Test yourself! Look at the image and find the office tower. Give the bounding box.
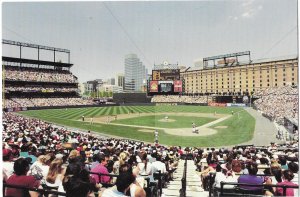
[124,54,146,92]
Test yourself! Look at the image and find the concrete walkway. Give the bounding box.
[241,108,281,146]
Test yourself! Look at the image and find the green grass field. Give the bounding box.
[18,105,255,147]
[112,115,217,128]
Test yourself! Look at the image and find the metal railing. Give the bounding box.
[3,183,67,196]
[179,156,188,197]
[219,182,299,196]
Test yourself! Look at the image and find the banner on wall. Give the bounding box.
[174,80,182,92]
[149,81,159,92]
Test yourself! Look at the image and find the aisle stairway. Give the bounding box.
[162,159,209,197]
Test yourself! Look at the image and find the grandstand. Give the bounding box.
[2,40,97,111]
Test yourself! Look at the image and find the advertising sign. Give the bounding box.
[174,80,182,92]
[149,81,159,92]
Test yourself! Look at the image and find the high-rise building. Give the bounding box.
[116,73,125,90]
[124,54,147,92]
[106,78,115,85]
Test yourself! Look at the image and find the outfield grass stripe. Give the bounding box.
[112,106,118,115]
[108,107,114,115]
[95,107,107,116]
[119,106,126,114]
[60,108,89,118]
[87,107,99,117]
[66,108,93,119]
[133,106,144,113]
[138,106,151,113]
[102,107,111,115]
[61,108,89,119]
[115,106,121,114]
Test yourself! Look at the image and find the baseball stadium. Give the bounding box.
[2,1,299,197]
[2,39,299,197]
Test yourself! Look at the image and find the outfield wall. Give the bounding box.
[4,103,119,112]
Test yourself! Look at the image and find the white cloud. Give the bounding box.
[242,12,250,18]
[228,15,239,21]
[242,0,255,7]
[240,3,263,19]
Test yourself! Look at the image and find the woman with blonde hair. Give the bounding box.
[68,149,81,164]
[113,152,128,175]
[45,158,65,187]
[29,153,53,181]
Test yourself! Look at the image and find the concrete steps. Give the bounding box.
[162,160,209,197]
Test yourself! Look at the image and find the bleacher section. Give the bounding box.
[2,111,299,197]
[3,42,97,110]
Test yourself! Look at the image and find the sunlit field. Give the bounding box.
[18,105,255,147]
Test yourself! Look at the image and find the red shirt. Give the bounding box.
[276,181,298,196]
[5,174,40,197]
[90,164,111,183]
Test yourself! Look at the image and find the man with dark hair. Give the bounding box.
[5,158,40,197]
[276,170,298,196]
[288,162,299,184]
[91,154,111,183]
[102,172,135,197]
[238,162,264,191]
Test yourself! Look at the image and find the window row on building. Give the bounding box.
[181,58,298,94]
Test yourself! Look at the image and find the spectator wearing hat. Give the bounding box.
[3,148,14,181]
[5,158,40,197]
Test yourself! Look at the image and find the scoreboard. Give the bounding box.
[148,68,183,95]
[152,69,180,81]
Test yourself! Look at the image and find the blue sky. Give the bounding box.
[2,0,298,83]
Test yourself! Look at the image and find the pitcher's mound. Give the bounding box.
[158,119,175,122]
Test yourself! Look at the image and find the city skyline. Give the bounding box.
[2,0,298,83]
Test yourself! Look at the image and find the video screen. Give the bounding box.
[160,83,173,92]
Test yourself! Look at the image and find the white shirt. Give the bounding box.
[214,172,238,189]
[29,161,49,181]
[102,186,128,197]
[3,161,14,180]
[152,161,166,174]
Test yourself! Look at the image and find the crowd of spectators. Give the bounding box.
[2,112,180,197]
[2,111,299,196]
[5,86,78,93]
[5,67,77,83]
[4,97,96,108]
[195,142,299,196]
[253,85,298,125]
[151,95,213,104]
